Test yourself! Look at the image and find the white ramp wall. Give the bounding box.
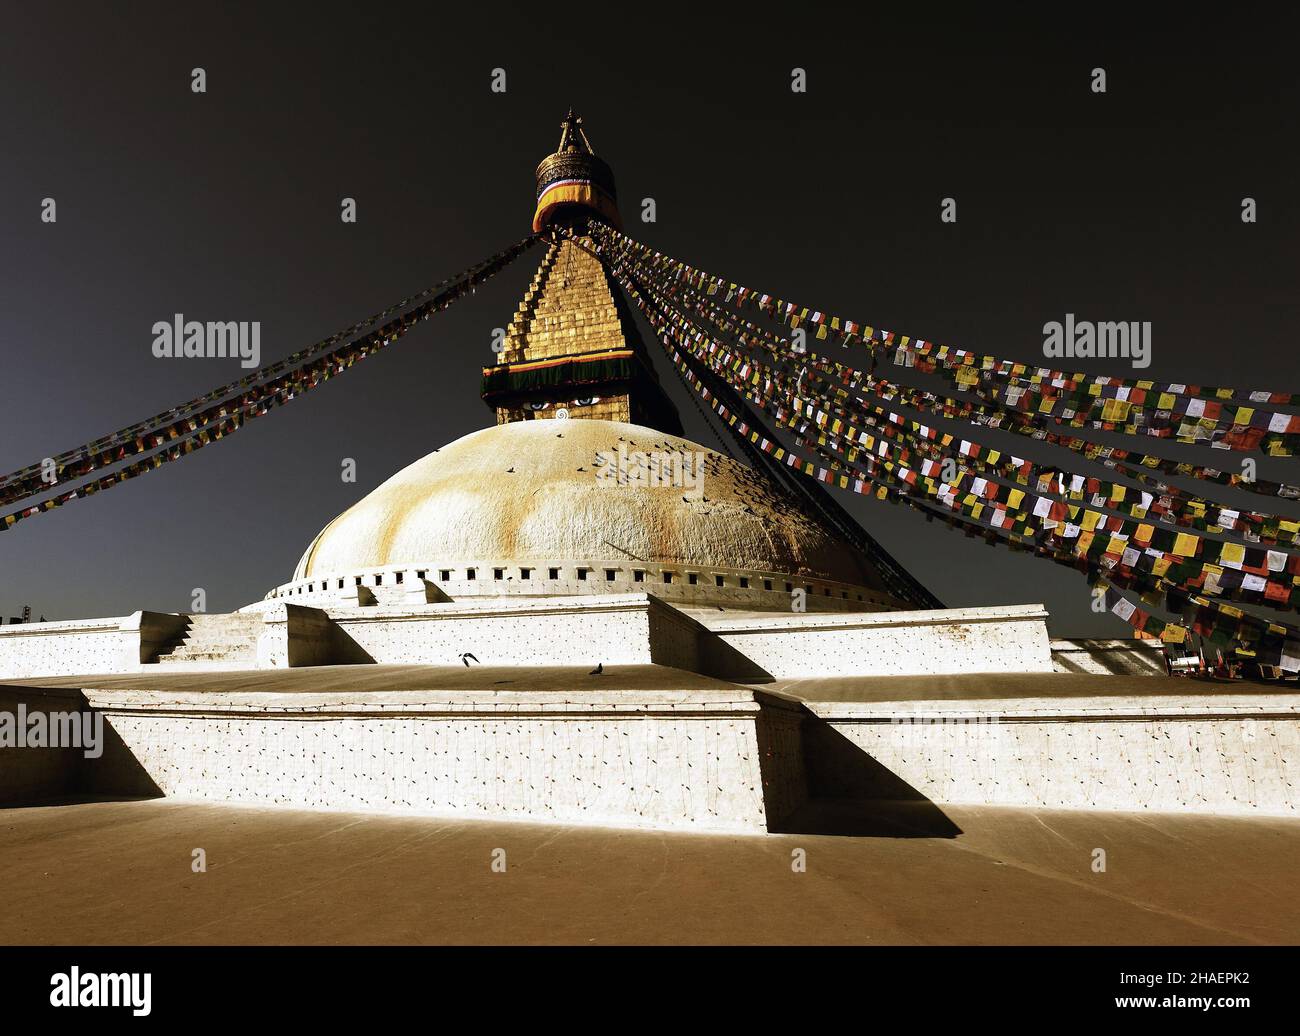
[704,604,1052,678]
[809,694,1300,816]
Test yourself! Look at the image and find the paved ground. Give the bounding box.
[7,665,1286,704]
[2,798,1297,945]
[766,670,1292,703]
[2,663,739,695]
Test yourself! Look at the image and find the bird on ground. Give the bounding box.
[589,663,603,676]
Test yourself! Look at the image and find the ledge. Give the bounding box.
[324,592,669,622]
[702,603,1049,634]
[808,693,1300,723]
[80,685,798,719]
[0,616,126,637]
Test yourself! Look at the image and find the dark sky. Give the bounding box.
[1,5,1297,635]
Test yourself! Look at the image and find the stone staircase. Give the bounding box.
[153,613,262,667]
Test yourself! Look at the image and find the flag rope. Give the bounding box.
[0,236,539,530]
[0,235,540,511]
[592,223,1300,453]
[613,257,1300,665]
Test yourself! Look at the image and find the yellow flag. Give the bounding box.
[1173,532,1199,557]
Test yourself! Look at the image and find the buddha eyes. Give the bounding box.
[527,397,601,411]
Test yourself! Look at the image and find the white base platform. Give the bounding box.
[76,679,807,833]
[0,595,1054,682]
[806,693,1300,817]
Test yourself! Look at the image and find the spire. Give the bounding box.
[485,115,680,432]
[555,108,595,154]
[480,234,682,433]
[532,110,621,232]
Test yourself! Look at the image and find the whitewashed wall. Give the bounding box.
[703,604,1052,678]
[328,594,711,671]
[810,695,1300,816]
[85,687,807,833]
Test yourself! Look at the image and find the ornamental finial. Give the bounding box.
[556,108,595,154]
[532,111,620,232]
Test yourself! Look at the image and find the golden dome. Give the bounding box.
[289,420,891,600]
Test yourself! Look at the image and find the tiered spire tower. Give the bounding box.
[480,113,681,431]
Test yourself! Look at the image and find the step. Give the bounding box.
[150,612,265,666]
[157,650,258,664]
[171,637,256,650]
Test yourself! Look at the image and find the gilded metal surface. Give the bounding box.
[534,110,618,201]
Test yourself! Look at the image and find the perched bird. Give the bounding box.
[589,663,603,676]
[506,467,515,473]
[460,652,479,667]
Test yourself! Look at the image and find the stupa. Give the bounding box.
[0,113,1060,834]
[272,111,941,618]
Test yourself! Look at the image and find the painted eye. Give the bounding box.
[572,397,601,407]
[526,401,550,411]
